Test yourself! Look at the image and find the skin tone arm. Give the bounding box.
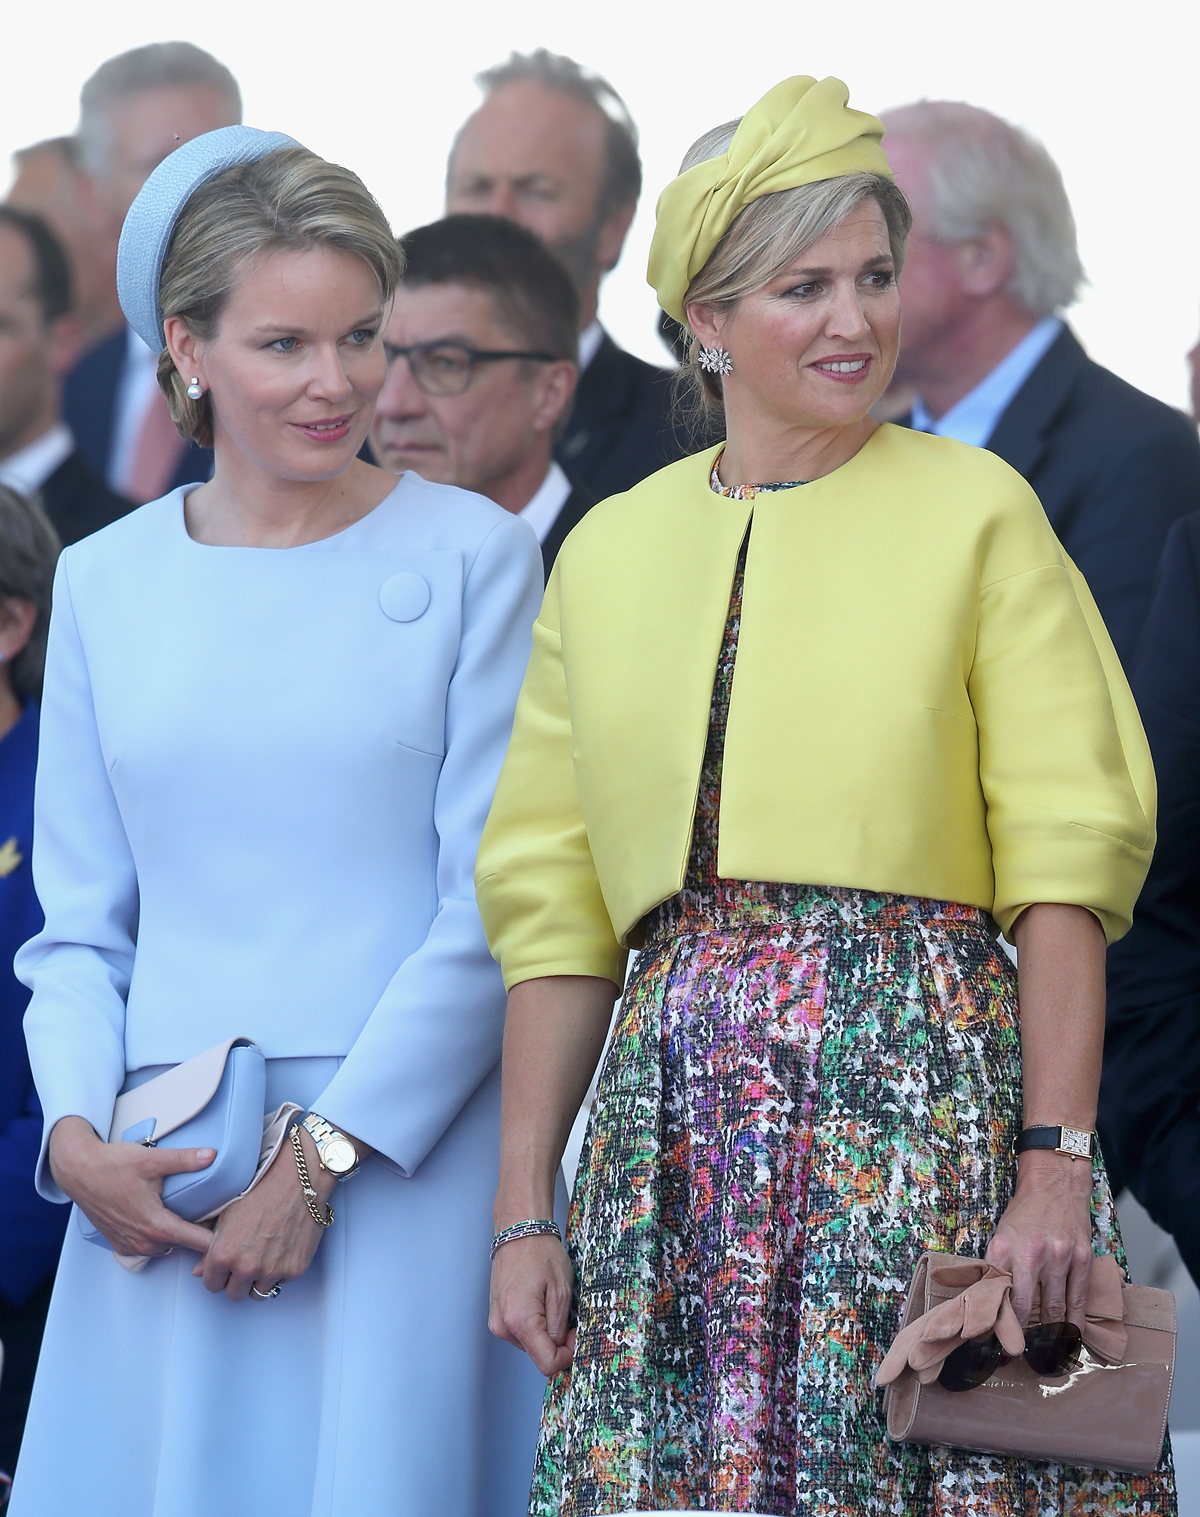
[49,1115,373,1301]
[988,901,1108,1328]
[489,975,617,1376]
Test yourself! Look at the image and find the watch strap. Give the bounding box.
[1015,1124,1095,1160]
[302,1111,361,1179]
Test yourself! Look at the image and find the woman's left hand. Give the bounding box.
[986,1149,1095,1328]
[193,1126,338,1301]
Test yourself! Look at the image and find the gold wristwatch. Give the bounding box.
[302,1112,362,1181]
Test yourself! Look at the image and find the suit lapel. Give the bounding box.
[984,326,1089,480]
[557,335,638,469]
[571,334,637,423]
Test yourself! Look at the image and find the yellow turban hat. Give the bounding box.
[648,76,892,323]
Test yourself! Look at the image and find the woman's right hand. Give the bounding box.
[489,1234,577,1378]
[48,1115,219,1258]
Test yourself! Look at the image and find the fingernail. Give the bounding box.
[197,1148,215,1161]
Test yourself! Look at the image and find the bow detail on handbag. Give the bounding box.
[877,1253,1128,1387]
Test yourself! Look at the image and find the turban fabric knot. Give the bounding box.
[647,75,893,324]
[875,1254,1129,1389]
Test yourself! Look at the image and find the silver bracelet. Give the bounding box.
[490,1218,561,1260]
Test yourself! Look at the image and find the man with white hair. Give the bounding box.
[61,43,241,504]
[883,100,1200,667]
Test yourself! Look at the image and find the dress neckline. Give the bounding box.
[174,476,407,552]
[708,449,809,500]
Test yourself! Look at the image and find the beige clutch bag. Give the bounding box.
[878,1252,1174,1474]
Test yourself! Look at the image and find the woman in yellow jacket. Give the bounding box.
[476,77,1173,1517]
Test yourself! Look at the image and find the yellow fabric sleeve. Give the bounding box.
[972,553,1155,944]
[476,574,627,992]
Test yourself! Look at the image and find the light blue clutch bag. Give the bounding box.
[78,1037,267,1250]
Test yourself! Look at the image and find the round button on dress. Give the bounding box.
[379,572,430,622]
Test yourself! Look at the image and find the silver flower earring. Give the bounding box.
[697,345,733,376]
[186,377,203,400]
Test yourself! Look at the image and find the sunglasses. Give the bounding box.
[938,1321,1083,1392]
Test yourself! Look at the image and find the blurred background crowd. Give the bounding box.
[1,2,1199,1506]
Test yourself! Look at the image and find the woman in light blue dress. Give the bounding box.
[11,128,547,1517]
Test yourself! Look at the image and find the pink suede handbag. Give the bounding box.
[878,1252,1175,1474]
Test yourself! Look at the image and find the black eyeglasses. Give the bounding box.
[938,1321,1083,1392]
[383,340,559,397]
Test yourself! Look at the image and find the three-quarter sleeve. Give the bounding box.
[476,566,626,992]
[311,515,545,1174]
[971,548,1154,944]
[16,558,139,1201]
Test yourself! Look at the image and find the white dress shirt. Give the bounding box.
[518,460,573,544]
[107,326,163,494]
[910,317,1063,448]
[577,319,604,374]
[0,422,74,496]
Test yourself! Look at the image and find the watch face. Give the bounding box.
[323,1137,357,1174]
[1059,1127,1093,1158]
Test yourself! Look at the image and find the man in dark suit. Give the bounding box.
[445,49,685,501]
[0,207,130,546]
[1099,513,1200,1265]
[57,43,243,503]
[882,101,1200,668]
[369,215,592,579]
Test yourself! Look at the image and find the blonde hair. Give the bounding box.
[674,120,911,428]
[156,147,403,447]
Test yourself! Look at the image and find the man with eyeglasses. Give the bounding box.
[370,215,594,578]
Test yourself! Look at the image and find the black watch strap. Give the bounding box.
[1016,1124,1095,1160]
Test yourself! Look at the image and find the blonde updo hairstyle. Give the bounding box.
[156,147,403,447]
[676,120,912,431]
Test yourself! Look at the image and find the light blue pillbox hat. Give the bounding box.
[117,125,300,352]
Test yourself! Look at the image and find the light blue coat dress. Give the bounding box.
[12,476,553,1517]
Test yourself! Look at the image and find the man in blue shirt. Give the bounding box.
[882,100,1200,670]
[0,484,66,1485]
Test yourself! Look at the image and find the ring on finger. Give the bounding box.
[249,1281,283,1301]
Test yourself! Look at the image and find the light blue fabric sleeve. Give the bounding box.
[17,557,138,1202]
[311,514,542,1176]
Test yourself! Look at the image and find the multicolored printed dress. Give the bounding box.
[528,468,1176,1517]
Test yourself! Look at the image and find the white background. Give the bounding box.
[4,0,1198,410]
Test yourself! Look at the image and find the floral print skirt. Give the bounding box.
[528,885,1176,1516]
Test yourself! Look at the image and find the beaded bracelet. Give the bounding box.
[490,1218,561,1260]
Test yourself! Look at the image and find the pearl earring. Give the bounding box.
[186,377,203,400]
[697,345,733,376]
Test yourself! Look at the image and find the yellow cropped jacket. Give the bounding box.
[476,427,1155,990]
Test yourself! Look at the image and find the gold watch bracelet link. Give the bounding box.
[290,1122,335,1228]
